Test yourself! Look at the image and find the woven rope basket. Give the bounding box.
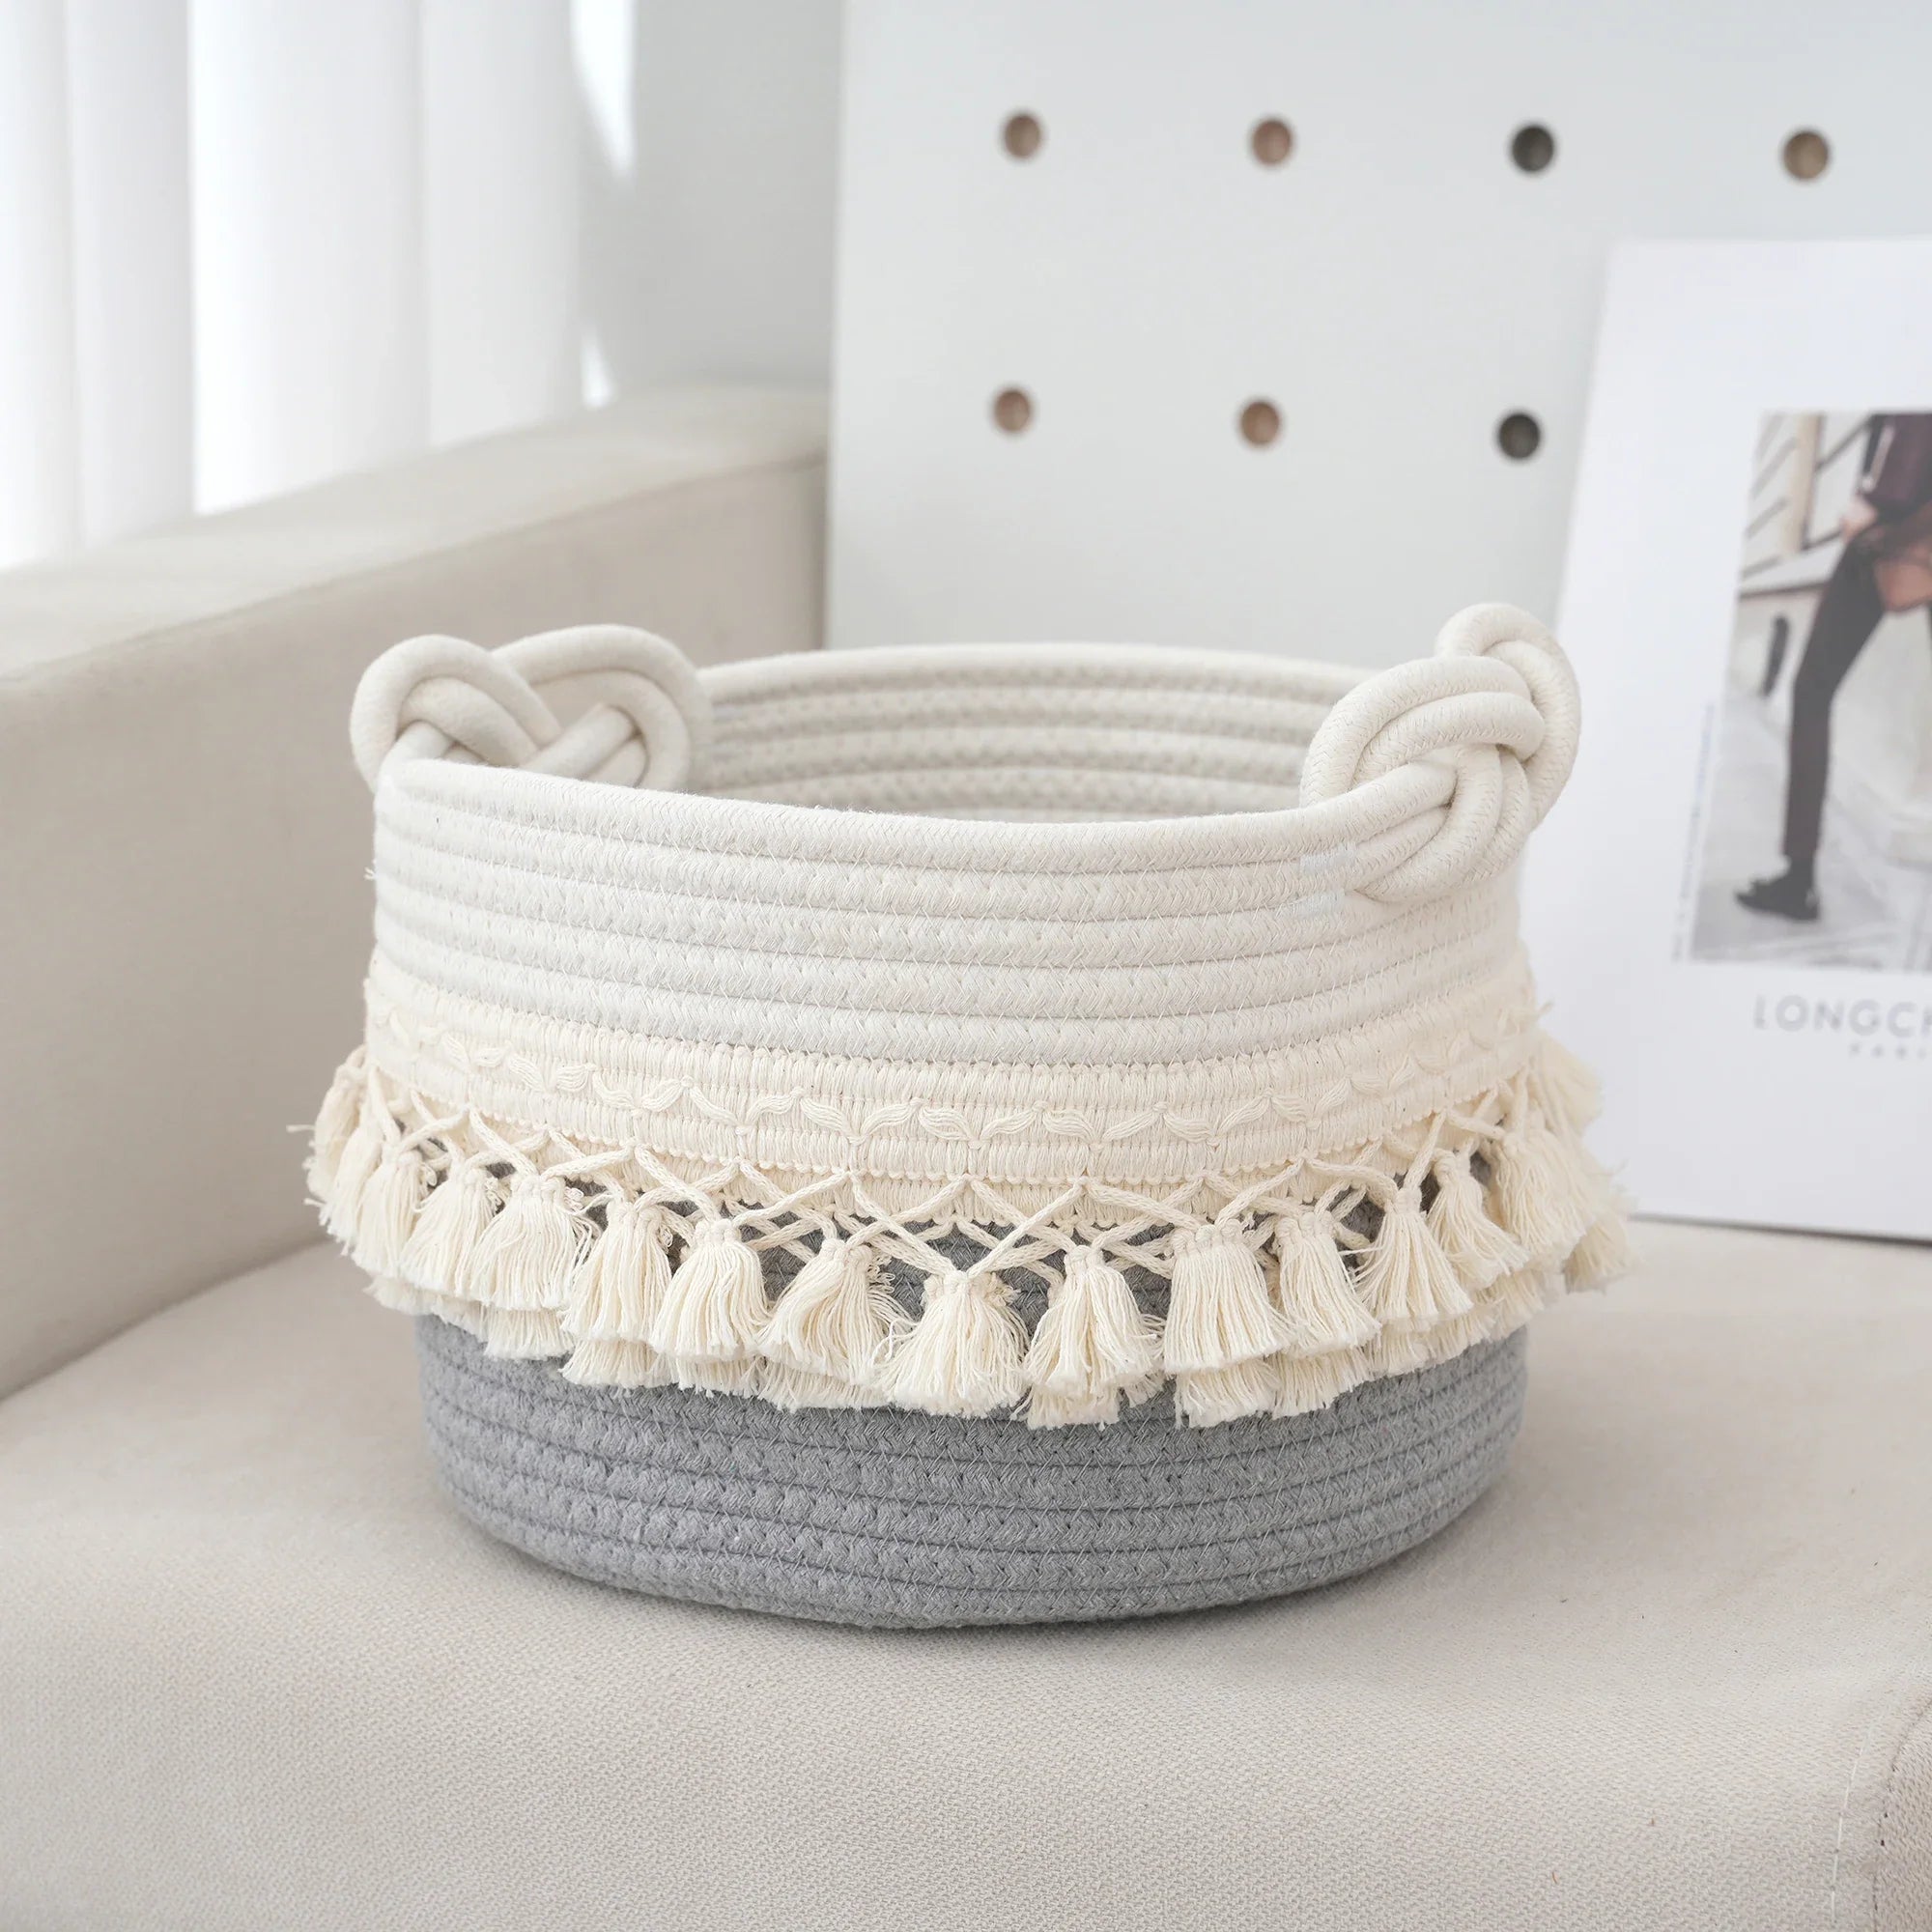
[311,603,1626,1627]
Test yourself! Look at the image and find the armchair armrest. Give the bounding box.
[0,384,826,1396]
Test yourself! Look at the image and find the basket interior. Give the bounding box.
[697,645,1362,822]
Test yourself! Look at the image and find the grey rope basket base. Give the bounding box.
[415,1318,1528,1629]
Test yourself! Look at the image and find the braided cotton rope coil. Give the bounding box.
[311,604,1627,1433]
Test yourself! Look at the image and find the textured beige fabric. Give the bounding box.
[2,1219,1925,1930]
[0,386,826,1396]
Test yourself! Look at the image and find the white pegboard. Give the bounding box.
[829,0,1932,666]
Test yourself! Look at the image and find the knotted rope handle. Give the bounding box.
[350,625,710,793]
[1299,602,1579,903]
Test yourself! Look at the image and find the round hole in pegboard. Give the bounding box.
[1002,112,1043,160]
[1250,118,1293,166]
[1238,399,1282,447]
[1496,412,1543,461]
[1509,124,1555,173]
[1782,129,1830,181]
[991,387,1034,434]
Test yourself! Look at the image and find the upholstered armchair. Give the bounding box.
[3,387,1927,1931]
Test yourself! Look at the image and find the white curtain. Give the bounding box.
[0,0,582,565]
[0,0,842,572]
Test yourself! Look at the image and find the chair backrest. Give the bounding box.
[0,384,826,1396]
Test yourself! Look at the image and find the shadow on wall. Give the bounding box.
[577,0,843,397]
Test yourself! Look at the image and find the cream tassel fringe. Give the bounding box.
[308,1049,367,1199]
[1174,1357,1276,1428]
[648,1219,769,1366]
[311,1052,1625,1423]
[1027,1381,1163,1430]
[668,1358,763,1396]
[1023,1247,1162,1430]
[1272,1208,1379,1351]
[469,1172,585,1312]
[1426,1151,1527,1292]
[402,1157,498,1293]
[890,1270,1027,1417]
[1479,1265,1556,1337]
[758,1236,902,1384]
[560,1340,666,1387]
[1162,1224,1286,1374]
[1537,1035,1603,1132]
[1273,1346,1373,1417]
[560,1195,673,1388]
[481,1307,568,1358]
[1565,1201,1634,1291]
[1488,1118,1596,1264]
[415,1291,488,1342]
[668,1357,763,1396]
[1422,1264,1551,1362]
[350,1140,428,1279]
[321,1111,384,1249]
[1366,1320,1435,1375]
[761,1363,894,1411]
[1357,1186,1473,1328]
[366,1274,449,1320]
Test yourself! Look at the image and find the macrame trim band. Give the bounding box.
[309,1032,1628,1429]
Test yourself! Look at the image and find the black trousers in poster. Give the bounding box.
[1779,547,1930,875]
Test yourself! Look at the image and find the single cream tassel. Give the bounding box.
[558,1338,665,1386]
[889,1270,1027,1417]
[350,1139,428,1278]
[1368,1321,1439,1375]
[758,1236,903,1383]
[761,1362,893,1412]
[668,1356,763,1398]
[1426,1151,1527,1292]
[1024,1247,1160,1414]
[1357,1187,1473,1328]
[1476,1264,1555,1338]
[560,1194,674,1387]
[481,1306,568,1359]
[321,1110,384,1248]
[467,1171,585,1312]
[1026,1385,1132,1430]
[1162,1223,1287,1374]
[1565,1200,1634,1291]
[648,1219,769,1365]
[403,1157,499,1293]
[1536,1035,1603,1132]
[1174,1357,1276,1428]
[1272,1346,1372,1418]
[1272,1208,1379,1352]
[308,1049,367,1199]
[366,1274,440,1320]
[1489,1117,1596,1263]
[430,1296,489,1343]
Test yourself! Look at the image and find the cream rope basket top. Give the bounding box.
[310,603,1627,1431]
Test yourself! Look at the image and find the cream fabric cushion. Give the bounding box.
[3,1220,1926,1930]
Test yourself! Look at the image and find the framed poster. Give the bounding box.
[1527,239,1932,1237]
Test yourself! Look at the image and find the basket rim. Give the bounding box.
[384,638,1443,876]
[391,747,1459,876]
[702,636,1364,704]
[357,611,1575,911]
